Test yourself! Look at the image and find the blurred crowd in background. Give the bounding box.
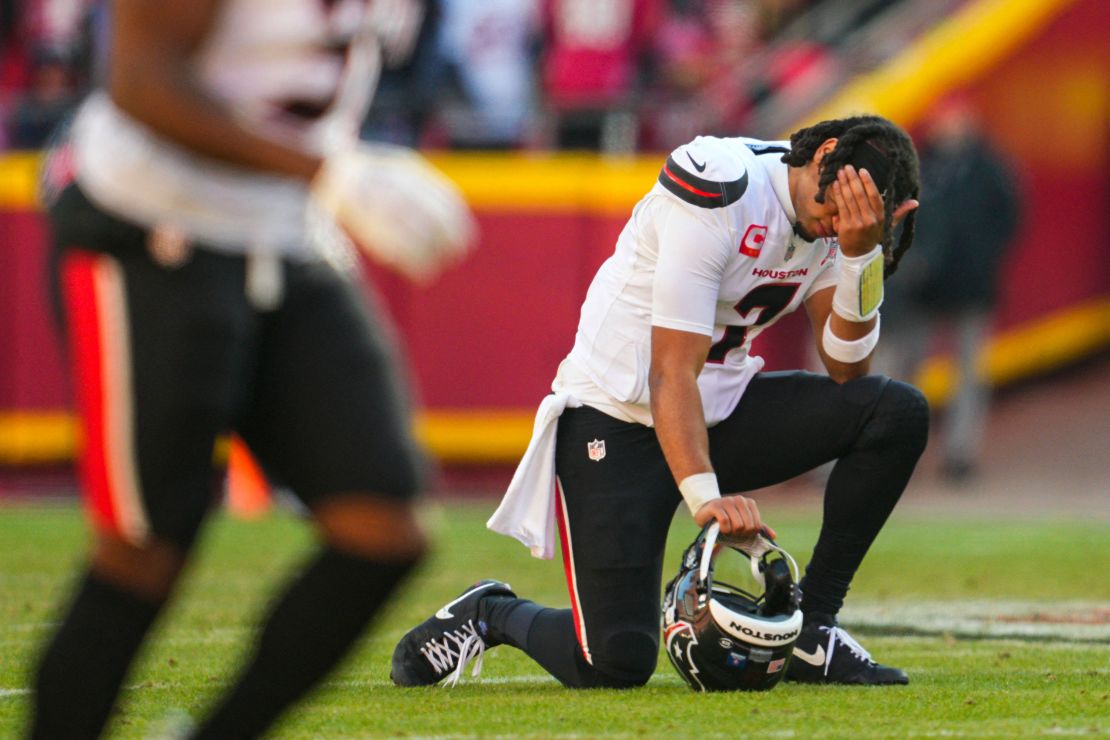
[2,0,1030,486]
[1,0,959,153]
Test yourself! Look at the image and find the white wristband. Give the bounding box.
[832,244,884,322]
[678,472,721,516]
[823,314,881,364]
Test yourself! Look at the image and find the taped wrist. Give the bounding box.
[832,244,884,322]
[678,472,721,516]
[823,314,881,364]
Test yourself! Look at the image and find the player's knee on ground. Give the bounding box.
[589,629,659,688]
[856,376,930,456]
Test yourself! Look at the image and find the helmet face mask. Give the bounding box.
[662,523,803,692]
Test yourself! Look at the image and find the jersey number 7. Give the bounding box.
[706,283,800,364]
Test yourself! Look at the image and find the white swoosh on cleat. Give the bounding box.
[792,644,826,667]
[436,582,500,620]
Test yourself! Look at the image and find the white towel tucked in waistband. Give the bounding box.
[487,392,580,559]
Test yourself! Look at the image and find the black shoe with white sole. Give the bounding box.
[390,579,515,687]
[786,614,908,685]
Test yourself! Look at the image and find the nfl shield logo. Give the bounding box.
[587,439,606,462]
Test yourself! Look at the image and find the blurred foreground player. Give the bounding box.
[31,0,473,737]
[393,116,927,690]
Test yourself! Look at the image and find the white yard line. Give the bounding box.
[840,600,1110,643]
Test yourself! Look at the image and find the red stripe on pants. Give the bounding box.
[555,479,591,663]
[60,250,121,536]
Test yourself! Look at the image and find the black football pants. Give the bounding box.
[540,370,928,687]
[48,185,423,550]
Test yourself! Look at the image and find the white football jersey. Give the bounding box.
[557,136,842,426]
[71,0,387,257]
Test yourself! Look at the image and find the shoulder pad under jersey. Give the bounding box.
[657,137,748,210]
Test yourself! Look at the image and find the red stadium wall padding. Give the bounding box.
[0,211,69,409]
[949,0,1110,330]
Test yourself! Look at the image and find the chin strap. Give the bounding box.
[704,522,801,589]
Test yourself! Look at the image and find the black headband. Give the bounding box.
[846,140,894,198]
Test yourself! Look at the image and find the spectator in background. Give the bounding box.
[696,0,766,135]
[644,0,763,150]
[361,0,441,146]
[643,0,831,151]
[539,0,661,152]
[1,0,25,90]
[743,0,838,122]
[5,47,80,148]
[879,95,1020,483]
[755,0,819,35]
[433,0,541,149]
[1,0,99,150]
[1,0,36,149]
[640,0,716,149]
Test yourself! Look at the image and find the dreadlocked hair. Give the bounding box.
[782,115,920,278]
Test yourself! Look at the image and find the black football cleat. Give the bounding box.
[390,579,515,687]
[787,614,909,685]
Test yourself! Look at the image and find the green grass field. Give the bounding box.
[2,499,1108,738]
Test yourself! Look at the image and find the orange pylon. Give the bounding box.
[226,436,271,518]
